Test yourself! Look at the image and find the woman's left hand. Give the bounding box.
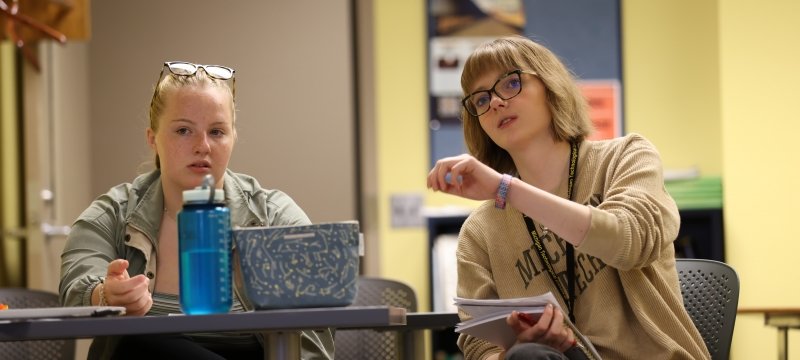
[507,304,576,353]
[427,154,503,201]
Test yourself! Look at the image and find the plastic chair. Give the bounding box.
[0,288,76,360]
[676,258,739,360]
[335,277,419,360]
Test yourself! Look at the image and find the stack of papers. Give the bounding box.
[0,306,126,322]
[454,292,601,358]
[454,292,562,349]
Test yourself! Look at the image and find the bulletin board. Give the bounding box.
[427,0,623,167]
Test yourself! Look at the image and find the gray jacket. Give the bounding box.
[59,169,334,359]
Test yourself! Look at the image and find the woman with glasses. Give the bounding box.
[427,36,709,360]
[59,61,334,359]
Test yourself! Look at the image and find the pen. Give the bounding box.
[518,312,536,326]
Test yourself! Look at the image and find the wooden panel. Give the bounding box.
[0,0,90,42]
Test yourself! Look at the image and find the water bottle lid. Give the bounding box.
[183,187,224,204]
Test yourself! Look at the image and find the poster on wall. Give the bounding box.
[579,80,622,140]
[429,36,494,121]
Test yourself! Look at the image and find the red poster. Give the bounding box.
[579,81,621,140]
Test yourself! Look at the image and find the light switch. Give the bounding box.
[390,193,424,228]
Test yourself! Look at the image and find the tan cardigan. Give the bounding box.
[456,134,710,360]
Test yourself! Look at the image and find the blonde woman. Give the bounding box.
[60,62,333,359]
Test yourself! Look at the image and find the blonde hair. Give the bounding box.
[148,66,236,169]
[460,35,592,174]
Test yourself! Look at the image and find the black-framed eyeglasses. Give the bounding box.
[461,69,537,117]
[153,61,236,100]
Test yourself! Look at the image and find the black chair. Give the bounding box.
[676,258,739,360]
[0,288,76,360]
[335,277,419,359]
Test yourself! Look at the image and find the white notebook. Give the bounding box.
[454,292,601,359]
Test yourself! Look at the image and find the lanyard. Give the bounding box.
[522,141,579,323]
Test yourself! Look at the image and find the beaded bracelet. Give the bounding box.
[495,174,513,209]
[98,283,109,306]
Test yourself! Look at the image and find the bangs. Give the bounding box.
[461,39,527,95]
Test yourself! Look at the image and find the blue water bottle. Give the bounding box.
[178,175,232,315]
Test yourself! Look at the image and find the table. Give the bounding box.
[0,306,405,360]
[404,312,460,330]
[738,307,800,360]
[373,312,461,359]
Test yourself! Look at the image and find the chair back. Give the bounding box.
[0,288,76,360]
[676,258,739,360]
[335,277,418,360]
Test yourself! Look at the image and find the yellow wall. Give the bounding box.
[623,1,721,176]
[373,0,480,312]
[373,0,432,308]
[720,0,800,358]
[373,0,800,358]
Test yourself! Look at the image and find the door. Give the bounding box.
[20,41,91,292]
